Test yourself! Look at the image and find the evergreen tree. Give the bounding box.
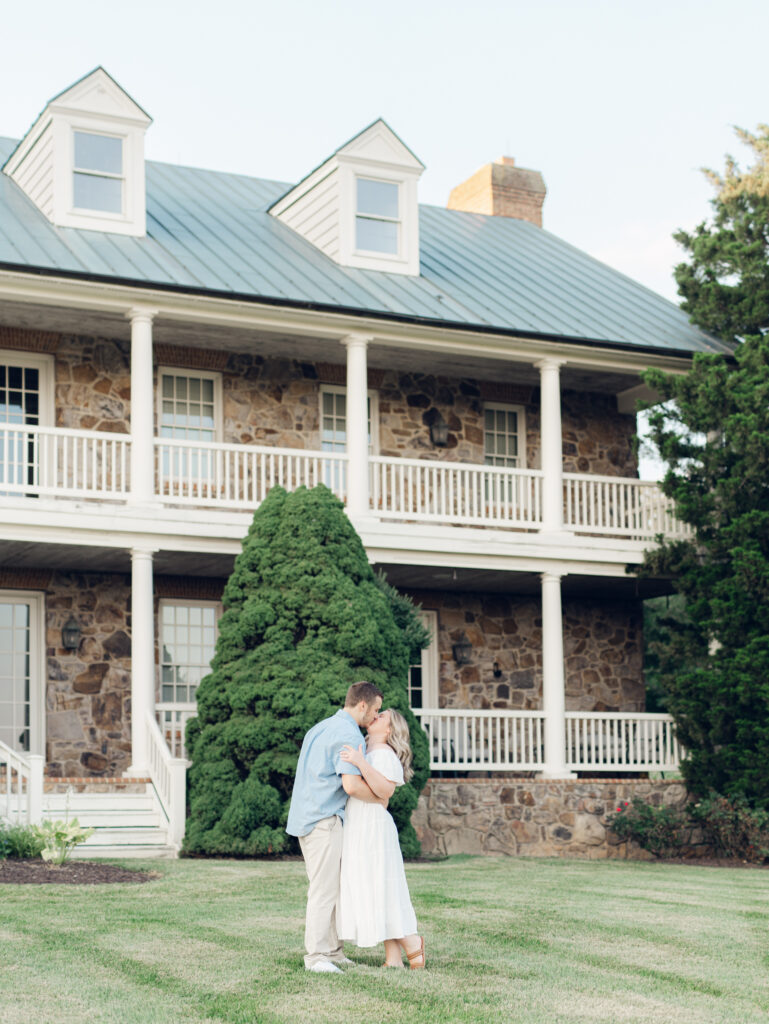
[639,334,769,807]
[674,124,769,341]
[183,484,431,857]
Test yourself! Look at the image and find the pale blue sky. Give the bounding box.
[4,0,767,300]
[3,1,766,477]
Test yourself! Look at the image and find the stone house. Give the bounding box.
[0,68,728,856]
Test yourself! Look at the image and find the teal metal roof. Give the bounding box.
[0,137,729,355]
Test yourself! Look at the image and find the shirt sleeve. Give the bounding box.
[371,748,404,786]
[333,722,364,776]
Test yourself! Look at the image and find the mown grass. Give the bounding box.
[1,855,768,1024]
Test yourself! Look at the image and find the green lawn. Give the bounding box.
[1,856,768,1024]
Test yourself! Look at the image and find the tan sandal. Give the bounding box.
[406,936,425,970]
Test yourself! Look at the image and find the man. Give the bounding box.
[286,681,384,973]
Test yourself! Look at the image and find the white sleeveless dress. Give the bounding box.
[337,746,418,947]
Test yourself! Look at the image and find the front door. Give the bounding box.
[0,593,44,754]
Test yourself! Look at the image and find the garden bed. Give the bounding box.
[0,860,158,884]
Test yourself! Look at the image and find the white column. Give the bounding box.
[536,357,565,533]
[340,333,372,520]
[539,570,574,778]
[127,308,157,506]
[127,547,157,775]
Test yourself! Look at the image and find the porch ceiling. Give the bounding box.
[0,540,235,579]
[375,562,673,600]
[0,299,644,396]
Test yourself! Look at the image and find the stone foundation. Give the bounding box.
[412,778,700,859]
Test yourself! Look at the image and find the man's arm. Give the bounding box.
[342,773,388,806]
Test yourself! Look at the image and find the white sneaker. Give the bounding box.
[306,961,343,974]
[332,957,356,967]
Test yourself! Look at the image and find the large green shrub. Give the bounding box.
[0,822,45,860]
[183,485,430,857]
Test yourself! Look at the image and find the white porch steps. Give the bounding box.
[42,783,178,859]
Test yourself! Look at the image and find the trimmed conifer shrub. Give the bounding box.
[183,484,430,857]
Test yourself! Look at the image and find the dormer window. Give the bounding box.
[2,67,151,237]
[356,178,399,255]
[270,119,424,276]
[73,131,123,214]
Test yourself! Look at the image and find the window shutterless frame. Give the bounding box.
[0,591,45,756]
[72,130,125,216]
[354,177,401,257]
[319,384,379,454]
[483,402,527,469]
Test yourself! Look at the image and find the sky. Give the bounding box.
[3,0,767,476]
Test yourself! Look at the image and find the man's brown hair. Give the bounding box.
[345,681,383,708]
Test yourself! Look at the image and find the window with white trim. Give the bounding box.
[483,403,526,468]
[355,177,400,255]
[0,352,53,493]
[73,131,124,214]
[159,600,220,706]
[319,385,378,454]
[408,610,439,710]
[158,369,221,442]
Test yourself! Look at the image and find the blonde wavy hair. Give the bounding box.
[385,708,414,783]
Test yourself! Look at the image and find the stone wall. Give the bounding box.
[409,590,644,712]
[48,336,638,478]
[413,778,699,859]
[46,572,133,776]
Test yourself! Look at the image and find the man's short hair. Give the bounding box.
[345,681,383,708]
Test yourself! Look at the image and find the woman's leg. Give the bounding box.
[398,933,425,968]
[383,939,404,967]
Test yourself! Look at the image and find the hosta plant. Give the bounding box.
[33,819,95,866]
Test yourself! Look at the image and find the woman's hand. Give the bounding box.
[340,743,366,769]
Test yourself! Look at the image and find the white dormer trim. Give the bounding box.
[270,119,424,276]
[2,67,151,237]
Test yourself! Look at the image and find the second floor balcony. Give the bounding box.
[0,422,690,543]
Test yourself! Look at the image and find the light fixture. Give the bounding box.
[452,631,472,665]
[428,411,449,447]
[61,615,81,651]
[493,660,502,678]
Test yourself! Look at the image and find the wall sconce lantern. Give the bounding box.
[493,660,503,678]
[452,631,473,665]
[428,412,449,448]
[61,615,81,651]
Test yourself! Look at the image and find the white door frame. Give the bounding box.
[0,590,45,756]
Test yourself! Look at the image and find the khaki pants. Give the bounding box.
[298,815,344,968]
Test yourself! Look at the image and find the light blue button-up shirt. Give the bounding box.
[285,709,364,837]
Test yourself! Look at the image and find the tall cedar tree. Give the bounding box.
[183,485,431,857]
[674,124,769,342]
[639,335,769,807]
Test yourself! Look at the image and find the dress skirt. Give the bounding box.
[337,796,418,946]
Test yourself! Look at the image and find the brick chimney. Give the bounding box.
[447,156,546,227]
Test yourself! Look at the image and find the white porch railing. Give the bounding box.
[563,473,692,540]
[413,709,546,771]
[0,425,692,542]
[0,742,43,825]
[145,710,187,847]
[371,457,542,528]
[414,709,681,773]
[0,424,130,499]
[156,703,197,760]
[155,438,348,507]
[565,712,683,772]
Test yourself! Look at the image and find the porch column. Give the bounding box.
[539,570,574,778]
[536,357,565,533]
[127,307,157,506]
[340,333,372,520]
[127,546,157,775]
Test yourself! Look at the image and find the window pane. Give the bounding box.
[73,173,122,213]
[356,217,398,254]
[357,179,399,218]
[74,132,122,174]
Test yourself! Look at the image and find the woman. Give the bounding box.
[337,708,425,969]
